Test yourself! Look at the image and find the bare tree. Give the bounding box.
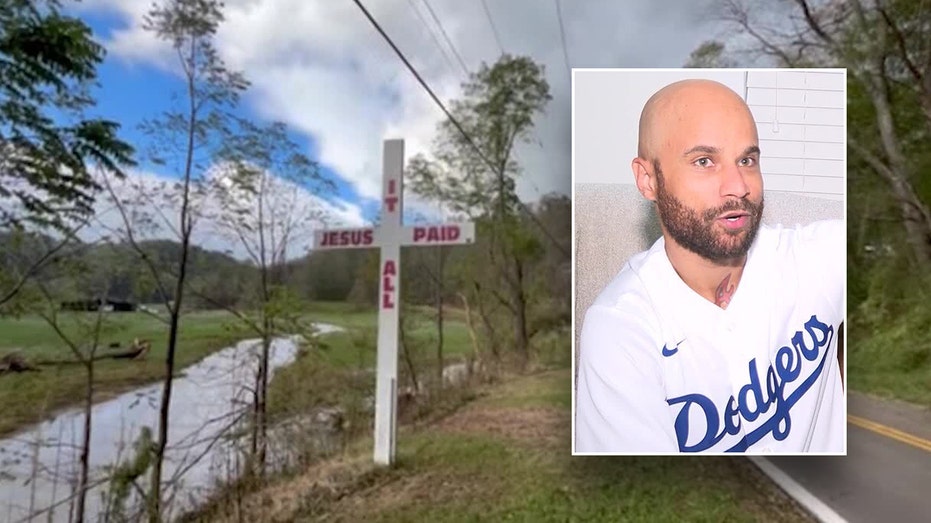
[432,247,446,387]
[36,292,108,523]
[95,1,250,520]
[13,254,116,523]
[208,123,330,476]
[403,234,449,387]
[398,304,421,394]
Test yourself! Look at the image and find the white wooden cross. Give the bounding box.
[312,139,474,465]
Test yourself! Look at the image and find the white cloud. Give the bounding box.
[84,167,366,262]
[77,0,716,209]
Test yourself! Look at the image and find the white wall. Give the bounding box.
[572,69,846,201]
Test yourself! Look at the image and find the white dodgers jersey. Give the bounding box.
[575,221,845,453]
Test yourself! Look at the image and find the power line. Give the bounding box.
[480,0,505,55]
[349,0,570,258]
[405,0,460,80]
[553,0,571,76]
[419,0,470,77]
[350,0,480,171]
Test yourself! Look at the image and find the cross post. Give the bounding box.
[313,139,474,465]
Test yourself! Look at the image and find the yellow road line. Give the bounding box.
[848,414,931,453]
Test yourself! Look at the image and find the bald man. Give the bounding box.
[575,80,845,454]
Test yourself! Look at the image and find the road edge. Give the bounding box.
[748,457,847,523]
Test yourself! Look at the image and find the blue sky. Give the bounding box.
[76,6,380,224]
[87,55,380,221]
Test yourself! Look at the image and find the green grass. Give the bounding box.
[302,301,380,331]
[0,302,478,437]
[185,340,807,523]
[287,369,810,523]
[481,371,572,410]
[267,306,476,422]
[0,309,242,436]
[848,308,931,406]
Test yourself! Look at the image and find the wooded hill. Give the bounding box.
[0,193,570,318]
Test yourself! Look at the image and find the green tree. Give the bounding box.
[408,55,552,368]
[523,193,571,341]
[408,55,551,218]
[0,0,134,231]
[684,40,735,68]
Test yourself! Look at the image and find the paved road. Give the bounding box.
[769,391,931,523]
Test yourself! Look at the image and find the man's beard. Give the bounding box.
[654,169,764,263]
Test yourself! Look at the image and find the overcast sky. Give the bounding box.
[66,0,719,258]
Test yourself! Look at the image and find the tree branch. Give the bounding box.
[721,0,801,66]
[488,286,517,314]
[878,5,924,84]
[792,0,835,45]
[100,171,175,317]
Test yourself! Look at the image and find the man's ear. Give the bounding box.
[632,157,657,201]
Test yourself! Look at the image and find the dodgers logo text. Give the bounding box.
[666,315,835,452]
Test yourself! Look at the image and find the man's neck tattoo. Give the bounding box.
[715,273,736,309]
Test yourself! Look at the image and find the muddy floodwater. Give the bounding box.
[0,325,341,522]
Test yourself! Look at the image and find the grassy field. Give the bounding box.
[303,302,474,368]
[0,309,241,437]
[266,303,476,423]
[0,302,475,438]
[200,368,813,522]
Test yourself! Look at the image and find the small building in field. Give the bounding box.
[60,299,138,312]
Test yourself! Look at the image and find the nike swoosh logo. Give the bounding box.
[662,343,680,357]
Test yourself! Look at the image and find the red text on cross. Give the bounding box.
[412,225,460,243]
[320,229,374,247]
[382,259,396,309]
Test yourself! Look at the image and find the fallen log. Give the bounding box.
[0,352,41,374]
[106,339,150,360]
[2,339,153,374]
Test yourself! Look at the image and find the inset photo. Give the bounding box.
[572,69,847,455]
